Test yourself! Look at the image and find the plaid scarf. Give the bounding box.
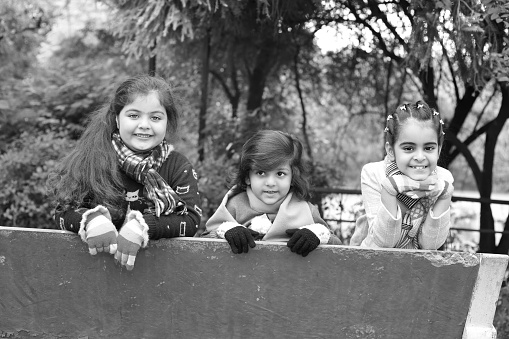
[384,157,433,249]
[112,133,187,217]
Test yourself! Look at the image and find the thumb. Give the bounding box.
[249,229,260,237]
[285,228,299,236]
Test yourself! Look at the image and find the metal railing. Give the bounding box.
[311,187,509,249]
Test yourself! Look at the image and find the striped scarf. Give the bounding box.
[385,157,432,249]
[112,133,187,217]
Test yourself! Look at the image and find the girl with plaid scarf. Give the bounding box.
[350,101,454,249]
[202,130,341,257]
[47,75,201,270]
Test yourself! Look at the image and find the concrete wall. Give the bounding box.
[0,227,507,339]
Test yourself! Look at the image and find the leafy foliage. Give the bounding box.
[0,129,73,228]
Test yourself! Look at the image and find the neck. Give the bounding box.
[246,187,286,214]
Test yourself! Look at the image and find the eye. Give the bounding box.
[277,171,287,177]
[256,170,265,176]
[151,116,163,121]
[128,113,139,119]
[402,146,414,152]
[425,145,436,152]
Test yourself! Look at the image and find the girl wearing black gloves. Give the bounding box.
[203,130,340,256]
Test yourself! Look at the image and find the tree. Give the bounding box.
[0,0,55,151]
[103,0,326,155]
[317,0,509,253]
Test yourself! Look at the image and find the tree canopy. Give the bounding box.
[1,0,509,253]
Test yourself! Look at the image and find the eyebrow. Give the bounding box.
[124,109,166,115]
[398,141,437,146]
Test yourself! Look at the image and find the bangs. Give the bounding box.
[250,153,292,172]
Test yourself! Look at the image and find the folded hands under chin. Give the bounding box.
[381,173,453,200]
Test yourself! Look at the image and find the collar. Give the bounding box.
[246,186,286,214]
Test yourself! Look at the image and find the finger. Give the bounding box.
[89,247,98,255]
[109,243,117,254]
[292,237,307,253]
[249,229,260,237]
[114,251,122,264]
[240,232,249,253]
[233,234,243,254]
[301,249,311,257]
[121,252,129,266]
[285,228,298,237]
[248,235,256,249]
[126,255,136,271]
[287,233,301,248]
[298,242,312,256]
[226,237,239,254]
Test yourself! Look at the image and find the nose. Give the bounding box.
[265,174,276,186]
[413,150,425,162]
[138,116,150,129]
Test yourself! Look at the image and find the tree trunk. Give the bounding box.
[439,86,478,167]
[419,65,437,108]
[495,213,509,254]
[198,30,211,162]
[481,84,509,252]
[293,47,314,164]
[227,42,240,119]
[149,43,157,76]
[244,39,277,119]
[149,55,156,76]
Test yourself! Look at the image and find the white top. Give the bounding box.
[360,160,454,249]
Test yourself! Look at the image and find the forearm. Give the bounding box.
[432,197,451,216]
[53,206,88,233]
[419,207,451,249]
[380,188,398,217]
[364,202,402,247]
[143,211,200,239]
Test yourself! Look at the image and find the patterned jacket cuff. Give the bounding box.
[125,210,150,248]
[79,205,111,243]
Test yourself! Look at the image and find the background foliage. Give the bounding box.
[1,0,508,248]
[1,0,508,332]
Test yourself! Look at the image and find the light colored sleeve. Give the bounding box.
[419,207,451,249]
[360,162,403,248]
[418,167,454,249]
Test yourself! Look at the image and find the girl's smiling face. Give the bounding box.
[386,118,439,181]
[246,163,293,206]
[116,91,167,152]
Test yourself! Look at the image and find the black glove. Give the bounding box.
[224,226,259,254]
[286,228,320,257]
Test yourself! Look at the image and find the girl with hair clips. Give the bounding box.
[203,130,341,257]
[47,74,201,270]
[350,101,454,249]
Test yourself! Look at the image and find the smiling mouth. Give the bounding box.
[135,134,152,138]
[264,191,278,194]
[410,166,427,170]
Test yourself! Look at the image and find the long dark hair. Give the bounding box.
[47,74,180,213]
[229,130,311,201]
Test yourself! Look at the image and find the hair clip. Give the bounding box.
[384,127,389,132]
[433,109,439,116]
[417,103,424,109]
[399,105,406,111]
[440,119,444,125]
[387,115,393,120]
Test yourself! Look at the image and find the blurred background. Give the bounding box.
[1,0,509,254]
